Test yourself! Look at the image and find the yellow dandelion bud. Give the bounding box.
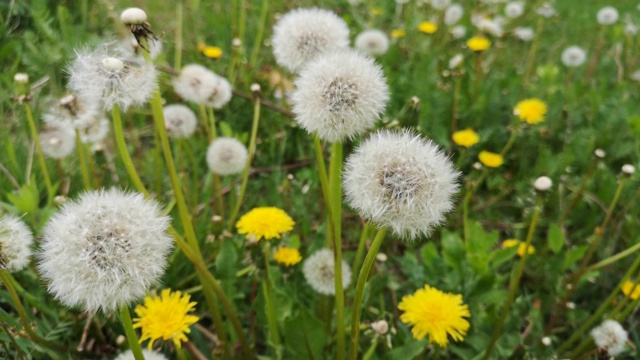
[203,46,223,59]
[621,280,640,300]
[371,7,383,16]
[236,207,295,241]
[466,36,491,52]
[502,239,535,257]
[391,29,406,39]
[274,247,302,266]
[514,98,548,124]
[478,151,503,168]
[418,21,438,34]
[452,128,479,148]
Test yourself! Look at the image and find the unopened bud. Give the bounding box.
[370,320,389,335]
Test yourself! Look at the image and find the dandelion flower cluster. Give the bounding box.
[621,280,640,300]
[163,104,197,139]
[452,129,479,148]
[343,130,459,239]
[502,239,535,257]
[514,98,547,124]
[354,30,389,57]
[39,127,76,159]
[206,137,248,175]
[291,49,389,143]
[561,46,587,67]
[0,214,33,272]
[134,289,199,350]
[272,8,350,73]
[303,249,351,295]
[273,247,302,266]
[398,284,470,347]
[173,64,232,108]
[38,188,173,313]
[236,207,295,241]
[467,36,491,52]
[114,350,168,360]
[590,320,628,356]
[478,151,503,168]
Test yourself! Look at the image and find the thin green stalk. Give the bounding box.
[500,126,520,158]
[207,107,224,219]
[522,16,543,91]
[482,197,543,360]
[262,243,282,354]
[75,129,92,189]
[177,347,187,360]
[199,104,212,140]
[351,222,371,285]
[250,0,269,67]
[462,171,488,243]
[587,239,640,272]
[348,227,388,360]
[174,1,183,71]
[24,103,53,201]
[207,107,218,140]
[450,76,461,136]
[329,142,345,360]
[560,157,598,224]
[313,135,333,248]
[112,104,147,195]
[118,306,145,360]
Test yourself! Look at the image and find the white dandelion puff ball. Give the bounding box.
[430,0,451,10]
[536,3,556,18]
[67,47,157,112]
[625,22,638,36]
[39,127,76,159]
[119,36,163,61]
[78,116,110,144]
[206,137,248,176]
[292,50,389,143]
[344,130,460,240]
[533,176,552,191]
[514,27,534,41]
[444,4,464,26]
[0,214,34,272]
[163,104,197,139]
[505,2,524,19]
[355,30,389,57]
[272,8,350,73]
[205,75,233,109]
[38,188,173,313]
[43,94,101,130]
[597,7,619,25]
[173,64,232,108]
[450,25,467,39]
[303,249,351,295]
[590,320,628,356]
[448,54,464,69]
[114,349,168,360]
[561,46,587,67]
[631,70,640,81]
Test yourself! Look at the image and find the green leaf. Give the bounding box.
[384,339,427,360]
[563,245,589,270]
[215,239,238,279]
[547,223,564,254]
[283,308,327,360]
[441,230,465,269]
[219,120,233,137]
[421,242,439,270]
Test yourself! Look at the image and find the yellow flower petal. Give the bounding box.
[418,21,438,34]
[478,151,504,168]
[467,36,491,51]
[274,247,302,266]
[514,98,548,124]
[452,128,480,147]
[203,46,223,59]
[236,207,295,241]
[391,29,406,38]
[621,280,640,300]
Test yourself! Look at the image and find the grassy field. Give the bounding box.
[1,0,640,359]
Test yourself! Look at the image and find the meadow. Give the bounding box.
[1,0,640,359]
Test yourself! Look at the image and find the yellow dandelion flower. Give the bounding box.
[236,207,295,241]
[452,128,480,148]
[133,289,199,350]
[391,29,406,39]
[398,285,470,347]
[514,98,547,124]
[502,239,535,257]
[466,36,491,52]
[418,21,438,34]
[621,280,640,300]
[371,7,383,16]
[274,247,302,266]
[478,151,504,168]
[203,46,223,59]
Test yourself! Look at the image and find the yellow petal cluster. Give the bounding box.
[452,128,480,148]
[236,207,295,241]
[478,151,504,168]
[418,22,438,34]
[514,98,548,124]
[621,280,640,300]
[391,29,406,38]
[502,239,536,257]
[467,36,491,51]
[273,247,302,266]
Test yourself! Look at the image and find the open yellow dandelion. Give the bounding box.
[391,29,406,38]
[502,239,535,257]
[236,207,295,241]
[418,21,438,34]
[514,98,547,124]
[398,285,470,347]
[478,151,503,168]
[467,36,491,52]
[621,280,640,300]
[133,289,199,350]
[452,128,479,147]
[274,247,302,266]
[203,46,223,59]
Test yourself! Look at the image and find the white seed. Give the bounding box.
[120,8,148,25]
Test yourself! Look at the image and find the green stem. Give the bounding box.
[522,17,543,91]
[560,157,598,224]
[75,129,92,189]
[119,306,145,360]
[351,222,371,286]
[24,103,53,201]
[262,243,282,352]
[112,104,148,195]
[587,239,640,272]
[206,107,225,220]
[174,1,183,71]
[329,142,345,360]
[199,104,212,140]
[348,227,388,360]
[313,135,333,247]
[500,126,520,158]
[250,0,269,67]
[482,197,543,360]
[462,171,488,243]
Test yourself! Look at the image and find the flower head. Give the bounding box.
[173,64,232,108]
[502,239,535,257]
[514,27,534,41]
[39,127,76,159]
[354,29,389,57]
[77,116,110,144]
[206,137,248,175]
[202,46,223,59]
[466,36,491,52]
[391,29,406,38]
[114,350,168,360]
[430,0,450,10]
[119,36,163,61]
[236,207,295,241]
[450,25,466,39]
[0,214,33,272]
[478,151,503,168]
[134,289,199,350]
[444,4,464,25]
[163,104,197,139]
[344,130,460,240]
[418,21,438,34]
[272,8,350,73]
[452,129,479,147]
[621,280,640,300]
[291,49,389,143]
[38,188,173,313]
[273,247,302,266]
[303,249,351,295]
[533,176,552,191]
[597,6,619,25]
[514,98,547,124]
[536,3,556,18]
[561,46,587,67]
[505,2,524,19]
[449,54,464,69]
[42,94,101,130]
[590,320,628,356]
[398,284,470,346]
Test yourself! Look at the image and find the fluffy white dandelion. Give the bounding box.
[430,0,451,10]
[38,188,173,313]
[343,130,460,239]
[631,70,640,82]
[448,54,464,69]
[371,320,389,335]
[514,27,534,41]
[505,2,524,18]
[291,50,389,143]
[14,73,29,84]
[536,3,556,18]
[43,94,102,130]
[625,19,638,36]
[444,4,464,25]
[272,8,350,73]
[561,46,587,67]
[533,176,552,191]
[67,47,157,112]
[302,249,351,295]
[597,7,619,25]
[590,320,628,356]
[206,75,233,109]
[206,137,248,176]
[119,36,163,60]
[622,164,635,175]
[78,116,110,144]
[163,104,197,139]
[39,127,76,159]
[120,8,147,25]
[173,64,232,108]
[114,349,168,360]
[0,214,33,272]
[355,30,389,57]
[450,25,467,39]
[476,18,503,37]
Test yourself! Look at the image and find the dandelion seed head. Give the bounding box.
[514,27,534,41]
[450,25,466,39]
[303,249,351,295]
[0,215,33,272]
[206,137,248,176]
[597,7,619,25]
[622,164,635,175]
[78,116,110,144]
[536,3,556,18]
[430,0,451,10]
[591,320,628,356]
[355,30,389,57]
[43,94,102,130]
[448,54,464,69]
[505,2,524,19]
[371,320,389,335]
[14,73,29,84]
[39,127,76,159]
[172,64,232,108]
[561,46,587,67]
[114,350,168,360]
[163,104,197,139]
[444,4,464,25]
[120,8,147,25]
[533,176,552,191]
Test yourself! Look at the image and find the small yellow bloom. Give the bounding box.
[134,289,199,350]
[621,280,640,300]
[371,7,383,16]
[236,207,295,241]
[273,247,302,266]
[514,98,548,124]
[466,36,491,52]
[502,239,535,257]
[478,151,504,168]
[452,129,480,148]
[391,29,406,39]
[203,46,223,59]
[398,284,470,347]
[418,21,438,34]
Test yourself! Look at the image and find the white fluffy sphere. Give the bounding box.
[597,7,619,25]
[344,130,460,240]
[514,27,534,41]
[533,176,552,191]
[173,64,232,108]
[120,8,147,25]
[39,127,76,159]
[450,25,466,39]
[163,104,198,139]
[206,137,248,176]
[431,0,451,10]
[291,50,389,143]
[444,4,464,25]
[561,46,587,67]
[622,164,635,175]
[0,214,34,272]
[355,30,389,57]
[590,320,628,356]
[38,188,173,313]
[302,249,351,295]
[505,2,524,19]
[78,116,110,144]
[114,349,168,360]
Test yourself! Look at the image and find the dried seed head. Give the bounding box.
[39,127,76,159]
[354,29,389,57]
[590,320,628,356]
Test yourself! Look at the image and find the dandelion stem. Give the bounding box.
[313,135,333,248]
[348,227,388,360]
[207,107,225,220]
[522,17,543,91]
[560,156,599,224]
[587,238,640,272]
[199,104,212,141]
[118,306,145,360]
[450,75,461,137]
[482,197,543,360]
[23,103,54,202]
[262,243,282,353]
[75,129,92,189]
[174,1,183,71]
[112,104,148,195]
[250,0,269,67]
[351,222,371,285]
[329,141,345,360]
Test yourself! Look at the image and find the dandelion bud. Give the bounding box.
[594,149,606,158]
[355,29,389,57]
[411,96,421,106]
[533,176,552,191]
[371,320,389,335]
[250,83,261,94]
[622,164,635,175]
[0,214,33,272]
[163,104,197,139]
[591,320,628,356]
[120,8,147,25]
[14,73,29,84]
[206,137,248,176]
[303,249,351,295]
[541,337,552,346]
